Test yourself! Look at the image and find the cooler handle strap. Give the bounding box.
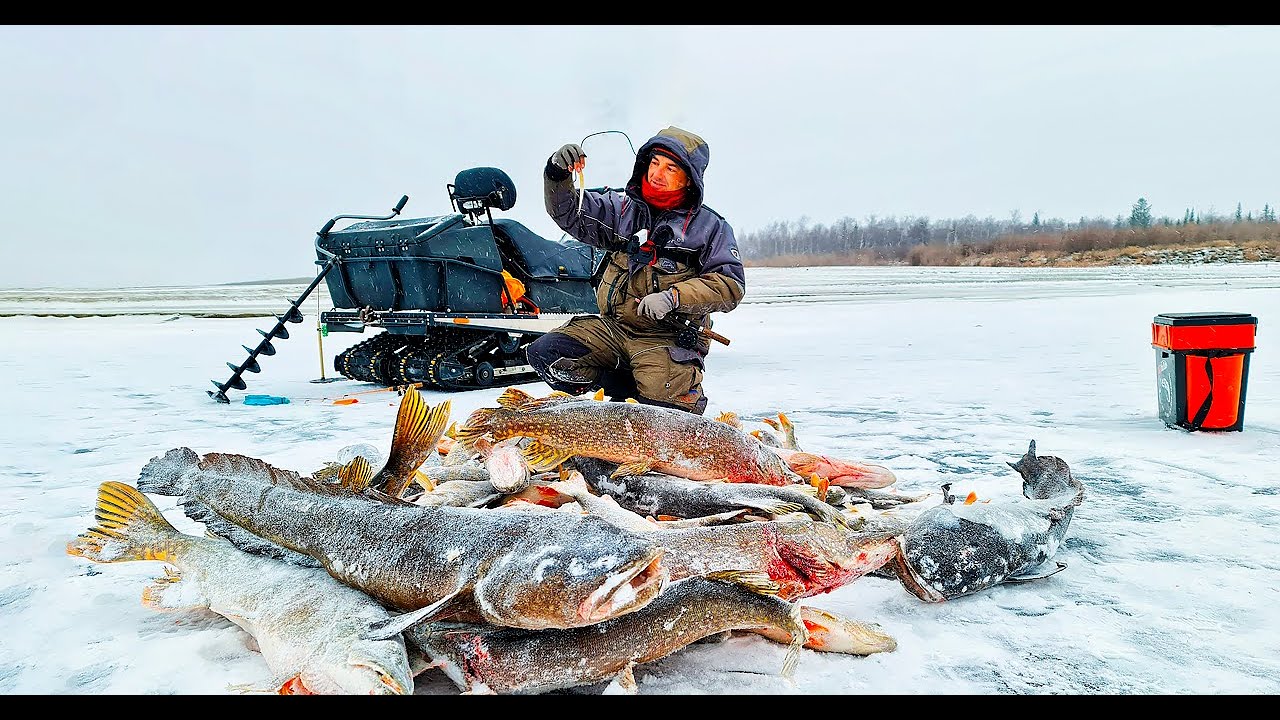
[1188,355,1215,431]
[1187,349,1249,431]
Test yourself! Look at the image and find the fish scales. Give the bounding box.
[406,574,805,695]
[653,520,901,601]
[138,448,667,631]
[67,482,412,695]
[464,394,800,485]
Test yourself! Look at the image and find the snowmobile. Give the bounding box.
[208,166,600,403]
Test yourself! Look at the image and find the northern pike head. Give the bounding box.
[472,512,668,630]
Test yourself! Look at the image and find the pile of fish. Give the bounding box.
[67,386,1085,695]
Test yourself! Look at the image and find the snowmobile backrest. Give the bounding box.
[450,167,517,216]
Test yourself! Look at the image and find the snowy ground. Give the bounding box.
[2,263,1278,695]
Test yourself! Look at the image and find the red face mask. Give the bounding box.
[641,174,689,211]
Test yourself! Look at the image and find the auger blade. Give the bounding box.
[207,389,230,404]
[273,323,290,340]
[243,357,261,374]
[256,339,277,356]
[282,305,304,323]
[228,376,248,391]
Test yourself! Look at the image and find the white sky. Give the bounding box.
[4,264,1279,693]
[3,25,1279,289]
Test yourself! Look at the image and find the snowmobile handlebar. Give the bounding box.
[317,195,409,238]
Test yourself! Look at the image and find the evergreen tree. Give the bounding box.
[1031,212,1041,231]
[1129,198,1153,228]
[1235,203,1243,223]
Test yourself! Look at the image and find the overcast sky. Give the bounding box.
[3,25,1277,289]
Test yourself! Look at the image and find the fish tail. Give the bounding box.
[67,481,183,564]
[135,447,201,496]
[385,392,452,469]
[457,407,499,451]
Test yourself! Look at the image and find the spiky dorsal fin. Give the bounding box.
[624,398,639,404]
[338,456,374,493]
[517,391,578,412]
[592,388,606,401]
[444,422,458,439]
[496,387,535,409]
[196,453,317,493]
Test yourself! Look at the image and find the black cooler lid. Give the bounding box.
[1153,312,1258,327]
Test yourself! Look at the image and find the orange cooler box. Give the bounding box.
[1152,312,1257,431]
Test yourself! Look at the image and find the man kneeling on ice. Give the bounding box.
[526,126,746,416]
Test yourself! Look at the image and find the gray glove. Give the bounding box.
[550,143,586,171]
[636,289,677,321]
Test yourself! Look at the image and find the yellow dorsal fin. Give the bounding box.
[444,422,458,440]
[516,391,579,412]
[625,398,639,404]
[496,387,535,409]
[592,388,605,401]
[964,491,979,505]
[338,456,374,492]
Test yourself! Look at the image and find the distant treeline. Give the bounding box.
[739,198,1280,265]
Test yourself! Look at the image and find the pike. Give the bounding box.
[570,456,858,529]
[66,481,413,695]
[458,388,805,486]
[890,440,1086,602]
[404,571,806,695]
[136,448,668,632]
[543,470,901,602]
